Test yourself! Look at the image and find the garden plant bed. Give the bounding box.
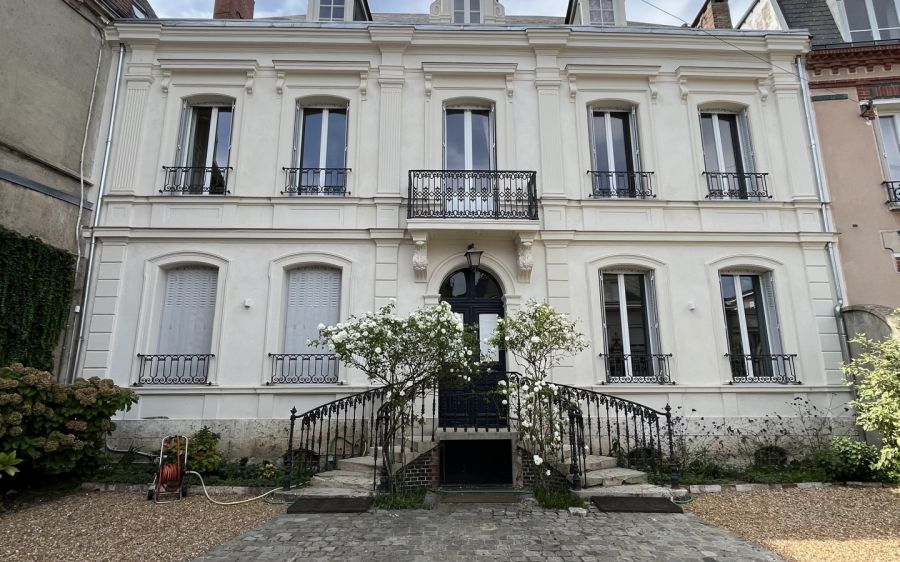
[684,486,900,562]
[0,491,284,562]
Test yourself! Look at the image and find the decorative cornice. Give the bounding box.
[156,58,259,72]
[421,62,518,75]
[272,60,371,73]
[675,65,771,81]
[564,64,661,78]
[807,43,900,74]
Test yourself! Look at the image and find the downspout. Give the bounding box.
[70,43,126,384]
[797,55,852,363]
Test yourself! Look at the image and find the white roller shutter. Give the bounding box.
[158,266,218,354]
[284,266,341,354]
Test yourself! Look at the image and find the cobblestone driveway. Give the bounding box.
[194,500,782,562]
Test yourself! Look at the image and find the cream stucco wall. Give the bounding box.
[82,21,851,439]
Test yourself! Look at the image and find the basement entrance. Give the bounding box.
[441,439,513,486]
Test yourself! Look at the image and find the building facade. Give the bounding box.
[741,0,900,342]
[86,0,853,457]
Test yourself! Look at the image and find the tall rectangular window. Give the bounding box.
[319,0,345,21]
[845,0,900,41]
[444,106,495,215]
[700,111,758,198]
[292,106,348,194]
[278,266,341,383]
[158,266,218,355]
[878,114,900,180]
[453,0,481,23]
[589,109,645,197]
[588,0,616,25]
[600,272,664,382]
[719,273,783,380]
[174,103,233,193]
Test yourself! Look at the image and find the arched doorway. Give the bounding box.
[439,267,506,428]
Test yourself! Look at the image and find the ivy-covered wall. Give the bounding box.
[0,226,75,371]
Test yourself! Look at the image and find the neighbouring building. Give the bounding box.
[85,0,855,463]
[740,0,900,343]
[0,0,156,377]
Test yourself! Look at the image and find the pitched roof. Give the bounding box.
[96,0,157,19]
[767,0,843,47]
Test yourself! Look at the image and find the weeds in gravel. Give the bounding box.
[533,487,584,509]
[374,489,427,509]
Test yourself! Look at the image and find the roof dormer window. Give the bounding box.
[319,0,345,22]
[453,0,481,24]
[844,0,900,41]
[589,0,616,26]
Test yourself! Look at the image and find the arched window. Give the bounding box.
[157,265,219,355]
[698,104,761,199]
[718,270,785,381]
[588,102,648,198]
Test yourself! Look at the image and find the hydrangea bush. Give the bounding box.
[0,363,138,476]
[488,300,588,485]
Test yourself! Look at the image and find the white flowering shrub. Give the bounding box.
[488,300,588,486]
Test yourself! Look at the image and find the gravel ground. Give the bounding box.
[685,487,900,562]
[0,491,284,562]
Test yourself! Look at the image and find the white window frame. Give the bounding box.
[176,101,235,191]
[293,104,349,192]
[599,270,661,380]
[875,111,900,180]
[719,271,782,379]
[443,104,496,170]
[699,110,755,198]
[842,0,900,41]
[588,0,617,26]
[453,0,482,24]
[319,0,345,21]
[588,107,641,196]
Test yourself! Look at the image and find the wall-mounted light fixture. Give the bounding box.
[464,244,483,270]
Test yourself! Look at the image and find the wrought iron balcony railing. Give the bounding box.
[600,353,673,384]
[703,172,770,200]
[408,170,538,220]
[884,181,900,205]
[136,354,213,385]
[589,171,655,199]
[282,167,350,196]
[268,353,339,384]
[161,166,232,194]
[726,353,799,384]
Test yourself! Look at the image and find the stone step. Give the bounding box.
[310,470,374,491]
[336,455,377,474]
[554,455,617,474]
[573,484,688,499]
[276,486,373,500]
[581,467,648,487]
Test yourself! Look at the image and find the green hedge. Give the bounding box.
[0,226,75,371]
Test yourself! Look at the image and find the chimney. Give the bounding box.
[213,0,255,19]
[693,0,732,30]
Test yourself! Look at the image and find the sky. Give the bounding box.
[151,0,757,26]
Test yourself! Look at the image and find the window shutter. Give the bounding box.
[760,273,783,355]
[489,104,497,169]
[158,266,218,355]
[291,103,302,167]
[284,266,341,355]
[630,106,642,170]
[598,272,610,357]
[226,100,236,165]
[738,110,756,173]
[645,271,661,356]
[175,101,191,166]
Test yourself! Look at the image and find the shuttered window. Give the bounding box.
[598,271,663,381]
[284,266,341,354]
[157,266,218,354]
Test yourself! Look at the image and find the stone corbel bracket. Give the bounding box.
[275,72,286,95]
[412,233,428,282]
[360,70,369,100]
[160,70,172,94]
[245,70,255,94]
[516,233,535,283]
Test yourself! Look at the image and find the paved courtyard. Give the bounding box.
[193,500,782,562]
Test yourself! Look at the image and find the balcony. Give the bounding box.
[884,181,900,210]
[703,172,770,200]
[408,170,538,220]
[589,171,655,199]
[161,166,232,195]
[268,353,339,384]
[600,353,673,384]
[135,354,213,385]
[283,167,350,196]
[726,353,799,384]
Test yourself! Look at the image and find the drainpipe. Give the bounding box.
[70,43,126,384]
[797,55,852,365]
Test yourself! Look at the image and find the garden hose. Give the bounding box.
[673,494,694,505]
[185,471,282,506]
